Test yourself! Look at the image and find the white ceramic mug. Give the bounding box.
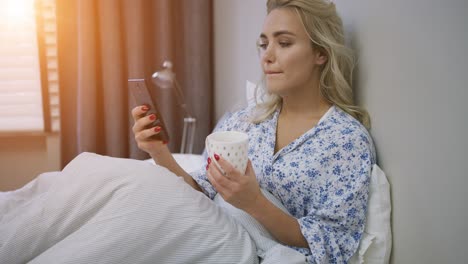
[205,131,249,174]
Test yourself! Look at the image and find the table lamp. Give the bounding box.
[151,61,197,154]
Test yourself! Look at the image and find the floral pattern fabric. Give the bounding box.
[190,104,376,264]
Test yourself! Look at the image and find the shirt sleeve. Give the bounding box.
[189,163,217,199]
[298,136,373,264]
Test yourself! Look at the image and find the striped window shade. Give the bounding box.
[0,0,59,133]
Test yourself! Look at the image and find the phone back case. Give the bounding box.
[128,78,170,143]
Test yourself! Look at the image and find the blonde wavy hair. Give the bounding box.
[251,0,371,129]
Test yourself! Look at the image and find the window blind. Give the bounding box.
[0,0,59,132]
[37,0,60,132]
[0,0,44,132]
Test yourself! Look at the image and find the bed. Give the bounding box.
[0,152,390,264]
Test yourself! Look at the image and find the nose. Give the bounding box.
[261,44,275,64]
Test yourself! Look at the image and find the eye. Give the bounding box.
[257,40,268,50]
[279,42,291,48]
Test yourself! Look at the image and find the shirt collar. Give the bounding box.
[269,105,336,161]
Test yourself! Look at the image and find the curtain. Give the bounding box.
[56,0,213,167]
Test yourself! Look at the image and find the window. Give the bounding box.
[0,0,59,133]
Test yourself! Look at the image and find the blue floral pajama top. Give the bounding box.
[190,104,376,264]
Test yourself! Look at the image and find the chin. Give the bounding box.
[265,80,288,96]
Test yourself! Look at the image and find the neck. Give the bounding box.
[279,85,332,119]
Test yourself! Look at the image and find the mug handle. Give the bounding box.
[205,137,225,175]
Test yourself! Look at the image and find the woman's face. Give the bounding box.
[258,8,326,96]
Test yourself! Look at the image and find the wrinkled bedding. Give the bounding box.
[0,152,305,264]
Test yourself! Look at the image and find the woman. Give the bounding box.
[132,0,375,263]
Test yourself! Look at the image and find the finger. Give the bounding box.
[216,155,241,178]
[210,160,237,182]
[238,160,256,185]
[135,126,162,142]
[207,168,230,194]
[132,113,157,134]
[245,160,255,176]
[210,159,229,178]
[131,105,150,121]
[208,163,236,191]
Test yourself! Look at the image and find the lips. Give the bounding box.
[264,70,282,75]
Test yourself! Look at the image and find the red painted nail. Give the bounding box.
[149,114,156,120]
[154,126,161,132]
[214,154,220,161]
[206,164,209,170]
[141,105,149,111]
[207,157,211,164]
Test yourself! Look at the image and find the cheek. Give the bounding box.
[284,53,315,84]
[265,47,316,93]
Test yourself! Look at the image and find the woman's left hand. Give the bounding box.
[206,155,262,212]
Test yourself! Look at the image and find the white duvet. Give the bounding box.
[0,152,305,264]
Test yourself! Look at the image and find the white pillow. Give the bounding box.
[246,80,264,105]
[172,153,204,173]
[146,154,204,174]
[350,164,392,264]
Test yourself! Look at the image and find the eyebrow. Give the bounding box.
[259,30,296,39]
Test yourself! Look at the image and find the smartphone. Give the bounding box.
[128,78,170,143]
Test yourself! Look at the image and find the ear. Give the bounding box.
[314,49,328,66]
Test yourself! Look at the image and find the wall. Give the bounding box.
[215,0,468,263]
[0,134,60,191]
[213,0,266,121]
[335,0,468,263]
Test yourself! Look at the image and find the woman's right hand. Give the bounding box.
[131,105,168,156]
[131,105,198,190]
